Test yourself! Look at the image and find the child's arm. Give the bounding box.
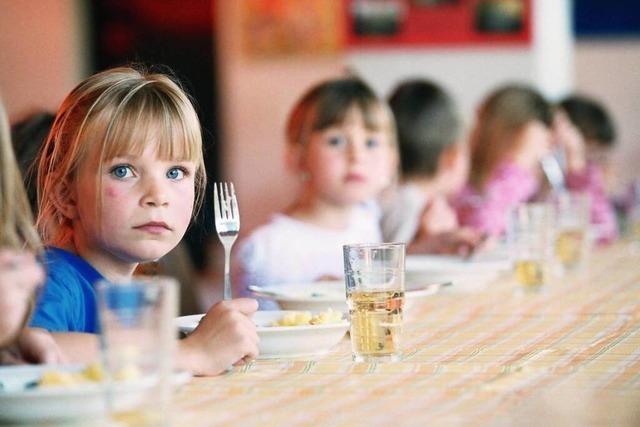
[417,196,458,236]
[454,163,540,236]
[51,332,100,363]
[408,228,486,257]
[0,249,44,347]
[36,299,259,376]
[556,112,618,243]
[177,298,259,376]
[0,327,64,364]
[566,164,618,244]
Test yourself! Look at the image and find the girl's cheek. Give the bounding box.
[104,185,121,199]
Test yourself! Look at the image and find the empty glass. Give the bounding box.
[97,276,178,425]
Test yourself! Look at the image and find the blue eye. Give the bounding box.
[365,138,379,148]
[167,167,186,180]
[110,165,133,179]
[327,136,345,147]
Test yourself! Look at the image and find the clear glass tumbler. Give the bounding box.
[343,243,405,362]
[97,276,178,425]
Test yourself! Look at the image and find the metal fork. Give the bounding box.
[213,182,240,300]
[540,153,567,194]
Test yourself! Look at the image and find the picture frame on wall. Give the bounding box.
[344,0,531,48]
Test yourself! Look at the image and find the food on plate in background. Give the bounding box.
[271,309,344,327]
[37,362,141,388]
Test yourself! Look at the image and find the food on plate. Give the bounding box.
[271,309,344,326]
[37,362,141,388]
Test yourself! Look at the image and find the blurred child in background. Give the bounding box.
[0,99,61,364]
[453,84,553,237]
[11,112,56,215]
[554,94,619,243]
[382,78,484,255]
[234,77,397,295]
[30,66,258,375]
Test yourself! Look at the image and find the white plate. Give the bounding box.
[405,253,511,291]
[0,364,191,423]
[176,310,349,359]
[249,280,444,312]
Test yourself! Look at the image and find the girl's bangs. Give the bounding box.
[312,99,389,133]
[360,101,393,132]
[99,88,202,163]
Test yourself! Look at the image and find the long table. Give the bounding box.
[172,243,640,426]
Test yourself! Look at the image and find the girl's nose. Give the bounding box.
[347,139,364,163]
[141,177,169,207]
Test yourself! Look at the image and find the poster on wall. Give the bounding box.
[241,0,343,58]
[344,0,531,48]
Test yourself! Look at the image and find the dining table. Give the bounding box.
[171,241,640,426]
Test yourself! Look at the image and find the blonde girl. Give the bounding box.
[31,67,258,375]
[235,76,397,295]
[0,97,60,363]
[453,84,553,236]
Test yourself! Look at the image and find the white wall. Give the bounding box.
[348,48,535,125]
[574,40,640,194]
[0,0,88,120]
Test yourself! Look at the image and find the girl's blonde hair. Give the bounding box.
[37,66,206,246]
[286,76,396,149]
[0,98,41,251]
[469,84,551,189]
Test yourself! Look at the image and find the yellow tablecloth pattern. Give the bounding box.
[173,243,640,426]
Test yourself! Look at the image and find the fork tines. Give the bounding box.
[214,182,239,226]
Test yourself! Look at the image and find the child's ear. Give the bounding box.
[285,143,307,174]
[440,144,460,170]
[51,178,79,220]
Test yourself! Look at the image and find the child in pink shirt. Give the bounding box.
[554,95,619,244]
[452,84,553,237]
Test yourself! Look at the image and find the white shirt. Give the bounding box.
[233,204,382,293]
[381,183,430,243]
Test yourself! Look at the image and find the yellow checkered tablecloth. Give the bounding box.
[172,243,640,426]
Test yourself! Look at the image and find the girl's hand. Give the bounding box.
[553,111,586,173]
[0,250,45,347]
[418,197,458,236]
[0,328,64,365]
[178,298,259,376]
[408,228,486,257]
[314,274,341,281]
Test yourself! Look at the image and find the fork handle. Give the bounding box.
[223,246,232,300]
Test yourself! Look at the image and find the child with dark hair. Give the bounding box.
[554,94,619,243]
[382,79,483,255]
[11,112,55,215]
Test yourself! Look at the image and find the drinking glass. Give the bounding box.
[627,179,640,244]
[508,203,552,291]
[343,243,405,363]
[552,192,590,273]
[97,276,178,425]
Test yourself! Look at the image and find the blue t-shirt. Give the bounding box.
[30,247,105,333]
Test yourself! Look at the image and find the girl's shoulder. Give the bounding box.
[43,247,104,288]
[491,161,530,179]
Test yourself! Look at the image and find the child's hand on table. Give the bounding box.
[178,298,259,376]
